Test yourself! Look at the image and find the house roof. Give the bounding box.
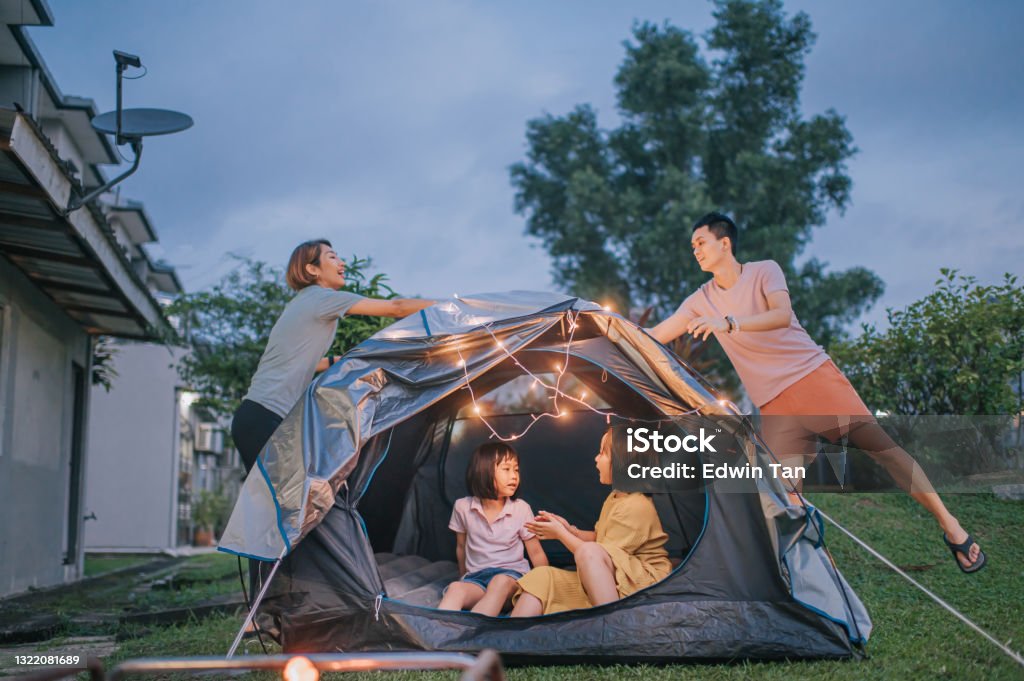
[7,7,119,186]
[0,108,171,339]
[108,198,158,245]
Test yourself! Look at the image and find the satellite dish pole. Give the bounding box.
[113,49,140,146]
[62,50,192,216]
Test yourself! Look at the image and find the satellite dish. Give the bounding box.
[63,50,193,216]
[92,108,193,138]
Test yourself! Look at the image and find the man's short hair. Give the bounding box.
[692,212,738,255]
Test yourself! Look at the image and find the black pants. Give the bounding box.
[230,399,284,614]
[231,399,283,474]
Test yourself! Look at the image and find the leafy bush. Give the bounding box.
[832,270,1024,476]
[192,489,231,535]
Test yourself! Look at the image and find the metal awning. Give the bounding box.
[0,108,169,340]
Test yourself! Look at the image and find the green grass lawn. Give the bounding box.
[83,554,156,578]
[87,492,1024,680]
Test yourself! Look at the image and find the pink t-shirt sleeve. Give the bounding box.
[673,292,702,324]
[761,260,789,295]
[449,498,467,533]
[517,500,536,540]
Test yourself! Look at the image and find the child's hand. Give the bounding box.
[525,517,565,541]
[536,511,570,529]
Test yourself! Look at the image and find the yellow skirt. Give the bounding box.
[516,542,671,615]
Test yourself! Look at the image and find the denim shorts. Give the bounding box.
[461,567,523,591]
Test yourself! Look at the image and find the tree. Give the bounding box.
[510,0,884,385]
[832,270,1024,417]
[167,255,397,419]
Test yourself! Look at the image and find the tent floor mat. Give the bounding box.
[377,553,459,608]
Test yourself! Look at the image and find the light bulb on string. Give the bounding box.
[456,309,707,442]
[283,657,319,681]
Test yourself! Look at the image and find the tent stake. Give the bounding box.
[227,547,287,659]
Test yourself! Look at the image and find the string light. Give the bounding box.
[283,657,319,681]
[454,310,714,442]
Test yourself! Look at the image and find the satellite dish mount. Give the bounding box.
[63,50,192,216]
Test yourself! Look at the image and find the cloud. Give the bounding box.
[30,0,1024,329]
[164,164,553,299]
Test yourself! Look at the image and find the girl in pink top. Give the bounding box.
[438,443,548,615]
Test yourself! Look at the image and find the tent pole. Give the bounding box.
[226,547,287,659]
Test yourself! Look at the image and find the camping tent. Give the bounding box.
[219,292,871,661]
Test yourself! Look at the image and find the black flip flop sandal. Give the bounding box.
[943,533,987,573]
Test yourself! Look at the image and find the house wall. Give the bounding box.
[0,257,90,596]
[0,65,40,116]
[84,342,184,551]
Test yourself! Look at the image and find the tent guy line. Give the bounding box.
[817,509,1024,668]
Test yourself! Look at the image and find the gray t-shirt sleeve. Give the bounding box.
[311,288,366,321]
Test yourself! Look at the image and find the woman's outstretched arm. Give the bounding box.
[349,298,434,318]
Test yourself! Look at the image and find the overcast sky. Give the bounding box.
[32,0,1023,329]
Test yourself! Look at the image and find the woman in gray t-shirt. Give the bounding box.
[230,239,433,473]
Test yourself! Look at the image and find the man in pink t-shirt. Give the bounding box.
[649,212,985,574]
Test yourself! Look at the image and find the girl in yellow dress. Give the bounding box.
[510,427,672,616]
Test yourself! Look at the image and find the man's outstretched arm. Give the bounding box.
[680,290,793,340]
[731,290,792,331]
[649,309,692,344]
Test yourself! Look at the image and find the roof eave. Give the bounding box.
[0,108,172,340]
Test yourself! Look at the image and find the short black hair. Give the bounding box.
[465,442,519,500]
[692,212,737,255]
